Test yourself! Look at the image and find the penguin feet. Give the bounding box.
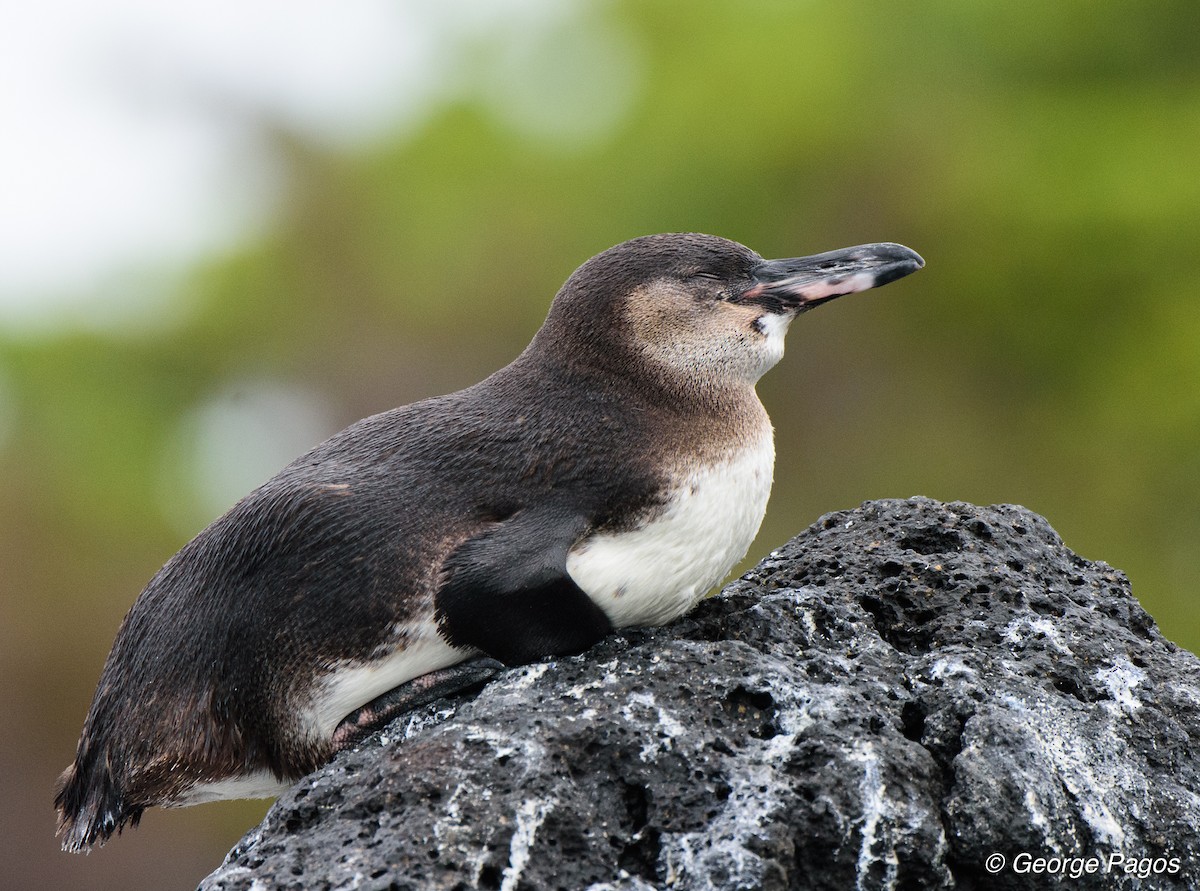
[330,658,504,753]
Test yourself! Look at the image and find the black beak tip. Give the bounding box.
[903,246,925,270]
[868,243,921,285]
[878,242,925,270]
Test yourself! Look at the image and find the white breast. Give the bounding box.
[566,430,775,628]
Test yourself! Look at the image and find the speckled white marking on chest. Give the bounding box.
[566,430,775,628]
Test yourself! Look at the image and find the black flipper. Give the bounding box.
[435,509,613,664]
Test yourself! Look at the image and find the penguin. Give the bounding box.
[55,233,923,851]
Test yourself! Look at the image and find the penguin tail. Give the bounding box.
[54,754,143,853]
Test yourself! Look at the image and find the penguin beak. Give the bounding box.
[740,243,924,313]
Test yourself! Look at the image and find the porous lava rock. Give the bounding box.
[200,498,1200,890]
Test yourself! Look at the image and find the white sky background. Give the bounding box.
[0,0,624,330]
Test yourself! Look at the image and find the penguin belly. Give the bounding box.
[566,432,775,628]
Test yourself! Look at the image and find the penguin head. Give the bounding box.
[535,233,923,394]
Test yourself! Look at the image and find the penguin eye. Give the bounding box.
[688,271,722,283]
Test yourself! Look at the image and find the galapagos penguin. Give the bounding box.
[55,233,923,851]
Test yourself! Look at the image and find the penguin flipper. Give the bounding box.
[435,510,613,664]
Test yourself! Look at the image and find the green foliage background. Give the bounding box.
[4,2,1198,887]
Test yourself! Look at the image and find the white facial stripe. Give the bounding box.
[753,312,791,370]
[754,312,792,338]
